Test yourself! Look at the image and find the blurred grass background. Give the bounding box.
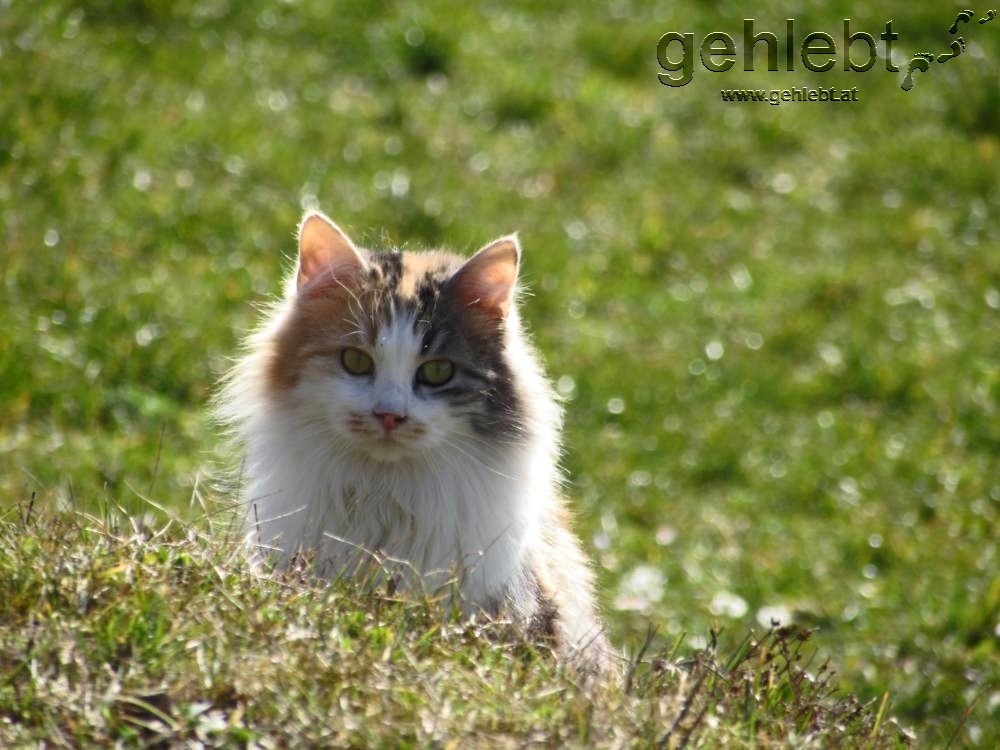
[1,0,997,744]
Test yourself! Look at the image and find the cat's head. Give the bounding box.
[267,210,525,463]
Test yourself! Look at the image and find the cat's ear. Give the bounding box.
[450,234,521,319]
[296,211,367,294]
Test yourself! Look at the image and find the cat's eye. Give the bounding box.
[417,359,455,386]
[341,347,374,376]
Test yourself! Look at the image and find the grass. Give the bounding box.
[1,0,998,745]
[1,504,907,747]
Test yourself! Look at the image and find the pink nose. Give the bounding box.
[374,411,406,432]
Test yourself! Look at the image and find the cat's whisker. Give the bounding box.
[441,427,526,458]
[447,424,525,447]
[245,504,308,530]
[436,436,518,481]
[456,519,518,575]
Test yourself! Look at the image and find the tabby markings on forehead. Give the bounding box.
[416,272,445,314]
[399,253,454,301]
[373,251,403,292]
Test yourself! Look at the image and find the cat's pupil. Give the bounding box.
[341,347,374,376]
[417,359,455,386]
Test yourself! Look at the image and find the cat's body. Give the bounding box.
[217,210,611,670]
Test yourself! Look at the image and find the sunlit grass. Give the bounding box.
[0,504,910,747]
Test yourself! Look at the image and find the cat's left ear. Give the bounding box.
[450,234,520,319]
[296,210,368,295]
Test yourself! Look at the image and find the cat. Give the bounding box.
[216,209,612,672]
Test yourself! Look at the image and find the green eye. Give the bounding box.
[341,347,374,376]
[417,359,455,386]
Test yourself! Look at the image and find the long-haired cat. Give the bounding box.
[216,210,611,671]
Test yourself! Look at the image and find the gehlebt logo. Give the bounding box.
[656,9,996,94]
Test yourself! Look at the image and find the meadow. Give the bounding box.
[2,1,997,745]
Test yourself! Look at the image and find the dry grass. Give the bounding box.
[0,502,910,748]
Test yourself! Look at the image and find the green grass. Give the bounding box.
[1,506,906,747]
[2,0,998,745]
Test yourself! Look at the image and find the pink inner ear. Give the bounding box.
[296,212,365,294]
[452,237,520,318]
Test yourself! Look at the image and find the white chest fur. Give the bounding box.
[240,399,554,609]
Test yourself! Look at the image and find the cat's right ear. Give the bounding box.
[296,211,367,295]
[449,234,521,319]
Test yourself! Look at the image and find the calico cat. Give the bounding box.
[216,209,611,671]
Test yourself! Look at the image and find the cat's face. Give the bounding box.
[266,211,524,464]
